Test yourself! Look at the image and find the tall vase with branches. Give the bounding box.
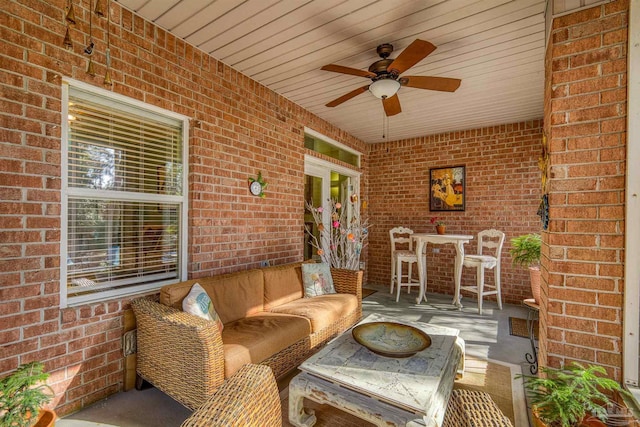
[305,197,369,270]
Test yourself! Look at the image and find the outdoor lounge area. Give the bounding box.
[59,289,532,426]
[2,0,640,427]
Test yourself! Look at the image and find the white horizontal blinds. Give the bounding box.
[66,88,183,298]
[68,94,182,195]
[67,200,179,297]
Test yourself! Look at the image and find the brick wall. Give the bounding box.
[543,0,628,379]
[1,0,366,415]
[366,121,543,305]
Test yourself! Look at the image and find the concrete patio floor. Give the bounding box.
[59,284,534,426]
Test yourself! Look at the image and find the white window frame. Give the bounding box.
[304,127,361,168]
[60,78,189,307]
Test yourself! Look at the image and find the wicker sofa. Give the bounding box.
[131,262,363,410]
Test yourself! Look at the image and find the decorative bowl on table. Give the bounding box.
[352,321,431,358]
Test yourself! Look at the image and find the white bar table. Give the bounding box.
[412,234,473,307]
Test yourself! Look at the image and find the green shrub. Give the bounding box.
[0,362,54,427]
[510,233,541,268]
[519,362,626,427]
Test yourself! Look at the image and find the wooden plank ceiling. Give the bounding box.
[114,0,546,143]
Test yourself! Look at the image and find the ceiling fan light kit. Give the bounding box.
[369,79,400,99]
[321,39,461,116]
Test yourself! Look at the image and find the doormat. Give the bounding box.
[362,288,377,298]
[509,317,538,340]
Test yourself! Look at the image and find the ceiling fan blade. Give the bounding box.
[321,64,376,78]
[402,76,461,92]
[326,85,370,107]
[382,94,401,116]
[387,39,436,74]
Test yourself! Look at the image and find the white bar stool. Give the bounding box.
[389,227,422,302]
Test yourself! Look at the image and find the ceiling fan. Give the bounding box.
[321,39,461,116]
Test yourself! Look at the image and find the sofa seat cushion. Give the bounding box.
[268,293,358,333]
[222,313,311,378]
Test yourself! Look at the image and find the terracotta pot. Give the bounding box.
[33,409,56,427]
[436,225,446,235]
[529,266,541,304]
[531,408,545,427]
[531,406,607,427]
[579,417,607,427]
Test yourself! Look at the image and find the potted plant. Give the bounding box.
[430,217,446,234]
[0,361,56,427]
[520,362,627,427]
[510,233,541,303]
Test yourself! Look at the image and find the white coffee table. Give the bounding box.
[288,313,464,427]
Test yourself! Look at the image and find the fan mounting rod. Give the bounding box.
[376,43,394,58]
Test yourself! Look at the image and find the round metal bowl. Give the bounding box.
[352,321,431,358]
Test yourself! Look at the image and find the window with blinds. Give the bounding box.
[62,82,188,305]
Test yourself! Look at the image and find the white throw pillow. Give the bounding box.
[182,283,223,332]
[301,263,336,297]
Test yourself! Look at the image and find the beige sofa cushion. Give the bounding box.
[269,293,358,332]
[159,269,264,324]
[222,313,311,378]
[263,264,304,310]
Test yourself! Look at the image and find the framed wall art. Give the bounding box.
[429,165,465,211]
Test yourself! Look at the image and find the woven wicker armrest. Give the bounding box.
[331,268,363,299]
[131,297,225,410]
[180,364,282,427]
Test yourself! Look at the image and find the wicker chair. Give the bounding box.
[443,389,513,427]
[181,364,281,427]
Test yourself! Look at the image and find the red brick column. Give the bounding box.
[543,0,628,379]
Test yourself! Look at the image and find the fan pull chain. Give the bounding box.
[382,113,389,140]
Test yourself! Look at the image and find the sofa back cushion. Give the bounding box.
[160,269,265,324]
[263,263,304,310]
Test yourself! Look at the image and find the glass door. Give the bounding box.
[304,174,323,260]
[304,156,360,262]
